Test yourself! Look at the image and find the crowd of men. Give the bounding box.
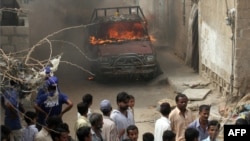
[1,68,248,141]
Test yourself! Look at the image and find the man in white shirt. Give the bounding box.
[77,94,93,119]
[35,116,62,141]
[23,111,38,141]
[154,102,172,141]
[100,99,119,141]
[111,92,134,141]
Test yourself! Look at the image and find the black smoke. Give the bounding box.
[26,0,138,81]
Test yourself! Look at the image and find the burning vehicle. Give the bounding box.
[85,6,159,80]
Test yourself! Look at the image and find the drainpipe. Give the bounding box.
[225,8,236,95]
[230,9,236,96]
[182,0,186,25]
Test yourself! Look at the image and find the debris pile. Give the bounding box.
[0,48,62,99]
[0,24,97,100]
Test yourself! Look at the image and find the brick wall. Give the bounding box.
[234,0,250,94]
[0,16,30,56]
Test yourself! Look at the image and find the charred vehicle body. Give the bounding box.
[85,6,159,79]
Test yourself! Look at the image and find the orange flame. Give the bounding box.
[108,22,144,39]
[90,22,148,45]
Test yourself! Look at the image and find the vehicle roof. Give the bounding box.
[90,6,147,23]
[93,14,143,23]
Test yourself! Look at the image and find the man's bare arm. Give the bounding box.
[60,99,73,117]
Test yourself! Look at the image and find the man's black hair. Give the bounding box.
[1,125,11,140]
[82,93,93,105]
[117,91,130,103]
[50,127,68,141]
[126,125,138,134]
[143,132,154,141]
[162,130,176,141]
[57,122,70,133]
[77,102,89,116]
[185,127,199,141]
[199,104,211,112]
[24,111,36,124]
[160,102,171,116]
[77,126,91,141]
[208,120,221,129]
[235,118,248,125]
[46,116,63,128]
[175,93,188,102]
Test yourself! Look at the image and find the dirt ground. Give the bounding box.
[1,44,225,141]
[10,45,175,140]
[0,42,229,141]
[54,44,227,140]
[0,34,228,141]
[52,44,177,140]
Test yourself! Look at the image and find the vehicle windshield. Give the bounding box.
[90,21,149,45]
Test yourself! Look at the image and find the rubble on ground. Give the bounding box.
[183,80,210,88]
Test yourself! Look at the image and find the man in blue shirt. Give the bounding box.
[34,76,73,130]
[188,104,211,141]
[1,80,23,141]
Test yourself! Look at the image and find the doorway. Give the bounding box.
[185,4,199,72]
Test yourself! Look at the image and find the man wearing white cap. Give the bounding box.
[100,99,119,141]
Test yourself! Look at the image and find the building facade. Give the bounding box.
[146,0,250,96]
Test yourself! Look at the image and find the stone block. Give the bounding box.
[237,0,248,9]
[238,9,250,19]
[241,28,250,38]
[236,28,242,38]
[0,36,9,44]
[16,26,29,35]
[12,36,29,45]
[236,38,250,47]
[236,19,250,29]
[15,42,30,51]
[182,88,211,101]
[235,48,243,57]
[16,44,28,52]
[1,45,15,53]
[1,26,15,35]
